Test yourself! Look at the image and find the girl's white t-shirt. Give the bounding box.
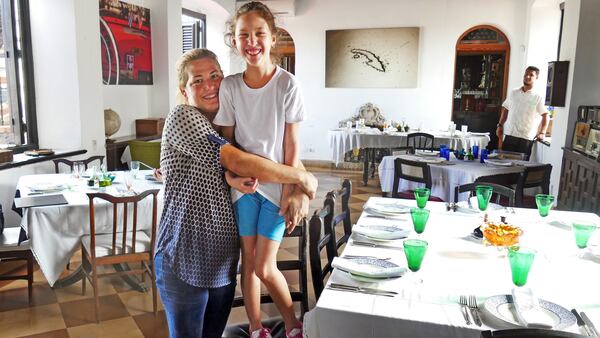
[214,66,306,206]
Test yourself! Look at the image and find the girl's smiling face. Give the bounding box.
[233,11,276,68]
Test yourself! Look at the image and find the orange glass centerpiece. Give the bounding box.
[481,222,523,247]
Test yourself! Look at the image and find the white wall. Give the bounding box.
[182,0,232,75]
[276,0,530,160]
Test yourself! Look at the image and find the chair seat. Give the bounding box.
[81,231,151,257]
[0,227,30,252]
[521,195,537,209]
[222,317,286,338]
[397,191,444,202]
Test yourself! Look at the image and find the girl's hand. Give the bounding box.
[225,170,258,194]
[280,186,309,234]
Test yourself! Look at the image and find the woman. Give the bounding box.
[155,48,315,338]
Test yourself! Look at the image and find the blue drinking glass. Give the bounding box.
[480,149,488,163]
[472,145,479,159]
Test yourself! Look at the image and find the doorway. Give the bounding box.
[452,25,510,150]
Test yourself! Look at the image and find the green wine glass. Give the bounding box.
[535,194,554,217]
[572,221,597,257]
[403,239,428,272]
[410,208,430,235]
[414,188,430,209]
[475,185,493,211]
[508,246,536,287]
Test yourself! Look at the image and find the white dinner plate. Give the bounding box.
[346,271,403,282]
[485,159,513,166]
[415,150,440,157]
[483,294,576,330]
[28,183,67,193]
[333,257,405,280]
[353,225,410,241]
[365,202,411,215]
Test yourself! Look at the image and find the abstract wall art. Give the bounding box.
[99,0,153,85]
[326,27,420,88]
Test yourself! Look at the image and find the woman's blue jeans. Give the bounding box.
[155,252,236,338]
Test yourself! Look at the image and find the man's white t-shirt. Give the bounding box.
[502,87,547,140]
[214,66,306,206]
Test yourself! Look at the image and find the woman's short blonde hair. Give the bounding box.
[175,48,222,104]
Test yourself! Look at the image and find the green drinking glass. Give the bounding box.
[475,185,493,211]
[403,239,428,272]
[535,194,554,217]
[572,221,597,249]
[414,188,431,209]
[410,208,430,234]
[508,246,536,287]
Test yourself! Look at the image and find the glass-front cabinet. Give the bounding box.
[452,26,510,149]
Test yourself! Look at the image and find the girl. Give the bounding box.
[214,2,308,338]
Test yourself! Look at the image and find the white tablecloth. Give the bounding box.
[329,129,490,165]
[378,155,543,202]
[16,171,163,286]
[304,197,600,338]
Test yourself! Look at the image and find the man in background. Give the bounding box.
[496,66,549,155]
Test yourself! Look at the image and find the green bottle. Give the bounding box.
[466,148,474,161]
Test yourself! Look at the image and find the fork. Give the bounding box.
[459,295,472,325]
[468,295,482,326]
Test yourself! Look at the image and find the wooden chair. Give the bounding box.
[475,173,521,207]
[128,140,161,169]
[454,182,515,207]
[516,164,552,208]
[481,328,586,338]
[222,219,308,338]
[391,157,444,201]
[309,205,337,301]
[0,227,34,304]
[53,156,105,173]
[406,132,435,152]
[81,189,160,322]
[324,179,352,254]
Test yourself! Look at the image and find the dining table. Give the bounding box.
[378,154,544,202]
[328,128,490,185]
[15,170,163,289]
[304,197,600,338]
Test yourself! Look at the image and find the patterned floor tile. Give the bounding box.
[0,304,65,337]
[59,294,130,328]
[132,311,169,338]
[17,328,70,338]
[0,284,57,312]
[67,317,145,338]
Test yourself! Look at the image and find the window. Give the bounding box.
[182,9,206,53]
[0,0,36,151]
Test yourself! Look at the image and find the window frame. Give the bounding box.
[1,0,37,153]
[181,8,206,53]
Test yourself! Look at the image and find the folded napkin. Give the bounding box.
[353,225,410,240]
[511,288,554,329]
[332,257,405,278]
[364,201,410,215]
[28,182,67,193]
[485,159,513,167]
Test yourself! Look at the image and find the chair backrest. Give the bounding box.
[324,179,352,253]
[231,219,309,316]
[53,156,105,173]
[406,132,435,152]
[309,206,336,300]
[454,182,515,206]
[481,328,587,338]
[128,140,161,169]
[515,164,552,206]
[87,189,160,260]
[392,157,432,198]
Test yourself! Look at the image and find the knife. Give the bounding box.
[581,312,599,337]
[352,241,402,250]
[571,309,593,337]
[328,283,397,296]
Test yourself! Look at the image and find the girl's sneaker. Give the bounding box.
[286,327,303,338]
[251,328,272,338]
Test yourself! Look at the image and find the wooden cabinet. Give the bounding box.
[105,135,159,170]
[558,148,600,215]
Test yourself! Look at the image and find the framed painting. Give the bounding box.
[585,128,600,159]
[572,122,590,153]
[325,27,420,88]
[99,0,153,85]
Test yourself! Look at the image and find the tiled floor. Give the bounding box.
[0,167,380,337]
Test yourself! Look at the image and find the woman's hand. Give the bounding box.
[225,170,258,194]
[153,168,164,182]
[279,186,309,234]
